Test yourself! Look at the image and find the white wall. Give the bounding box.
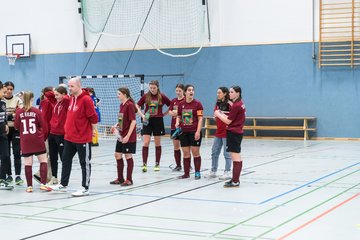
[217,0,315,45]
[0,0,318,55]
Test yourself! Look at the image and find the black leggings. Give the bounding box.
[0,135,10,180]
[48,134,64,178]
[6,127,21,175]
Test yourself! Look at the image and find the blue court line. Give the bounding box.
[258,161,360,205]
[89,162,359,206]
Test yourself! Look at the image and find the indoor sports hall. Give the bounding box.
[0,1,359,240]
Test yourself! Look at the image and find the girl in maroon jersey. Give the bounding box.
[48,86,70,185]
[136,80,171,172]
[207,87,232,180]
[175,84,204,179]
[110,87,137,186]
[14,92,49,192]
[214,86,246,188]
[168,84,185,171]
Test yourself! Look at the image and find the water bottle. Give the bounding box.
[143,112,150,126]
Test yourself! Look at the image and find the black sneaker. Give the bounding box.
[172,166,182,172]
[223,180,240,188]
[33,174,41,184]
[15,176,24,185]
[195,172,201,180]
[6,175,13,184]
[0,179,14,190]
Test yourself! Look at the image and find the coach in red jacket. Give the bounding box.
[51,77,98,197]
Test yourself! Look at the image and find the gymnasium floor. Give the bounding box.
[0,138,359,240]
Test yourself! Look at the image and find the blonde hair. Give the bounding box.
[23,91,34,112]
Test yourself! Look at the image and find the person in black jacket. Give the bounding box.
[0,81,13,190]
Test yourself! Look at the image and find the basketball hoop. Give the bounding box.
[7,54,20,65]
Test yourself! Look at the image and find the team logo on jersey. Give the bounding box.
[148,101,159,115]
[118,113,124,130]
[1,105,5,111]
[182,109,193,126]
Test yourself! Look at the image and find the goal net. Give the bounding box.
[81,0,208,57]
[59,74,144,140]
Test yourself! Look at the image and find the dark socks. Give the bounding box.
[194,156,201,172]
[183,157,191,177]
[155,146,161,165]
[116,158,124,181]
[142,146,149,165]
[174,150,181,167]
[126,158,134,183]
[40,162,48,185]
[232,161,243,183]
[25,165,32,187]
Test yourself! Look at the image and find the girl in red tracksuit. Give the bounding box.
[48,86,69,185]
[214,86,246,188]
[110,87,137,186]
[14,92,49,193]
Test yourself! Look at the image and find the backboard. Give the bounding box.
[6,34,31,58]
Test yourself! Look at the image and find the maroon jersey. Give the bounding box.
[214,104,229,138]
[14,107,46,155]
[227,100,246,134]
[118,100,137,143]
[137,93,171,118]
[169,97,184,130]
[178,99,203,133]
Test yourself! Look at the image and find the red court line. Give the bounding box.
[277,192,360,240]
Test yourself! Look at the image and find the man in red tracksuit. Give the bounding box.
[50,77,98,197]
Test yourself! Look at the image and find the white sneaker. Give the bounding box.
[205,171,217,179]
[50,184,67,193]
[72,188,89,197]
[219,171,232,180]
[48,177,58,185]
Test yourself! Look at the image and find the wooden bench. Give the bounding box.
[204,116,316,140]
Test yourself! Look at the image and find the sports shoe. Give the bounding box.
[72,188,89,197]
[172,166,182,172]
[120,180,133,187]
[48,177,58,185]
[205,171,217,179]
[49,184,67,193]
[142,164,148,172]
[15,176,24,185]
[109,178,124,185]
[33,174,41,184]
[219,171,232,180]
[223,180,240,188]
[154,164,160,172]
[0,180,14,190]
[195,172,201,180]
[40,184,52,191]
[6,175,13,183]
[26,186,33,193]
[178,174,190,179]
